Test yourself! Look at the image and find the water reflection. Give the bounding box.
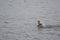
[37,25,43,31]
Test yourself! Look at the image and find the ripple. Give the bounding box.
[57,34,60,36]
[41,25,60,28]
[33,37,40,40]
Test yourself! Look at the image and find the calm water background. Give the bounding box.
[0,0,60,40]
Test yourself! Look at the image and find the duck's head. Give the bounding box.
[37,20,42,25]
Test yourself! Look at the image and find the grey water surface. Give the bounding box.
[0,0,60,40]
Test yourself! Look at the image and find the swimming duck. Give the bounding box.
[37,20,43,28]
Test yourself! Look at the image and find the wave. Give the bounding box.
[43,25,60,28]
[37,24,60,28]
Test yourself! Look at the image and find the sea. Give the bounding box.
[0,0,60,40]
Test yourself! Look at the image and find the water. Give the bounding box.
[0,0,60,40]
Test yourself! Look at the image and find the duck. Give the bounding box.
[37,20,44,28]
